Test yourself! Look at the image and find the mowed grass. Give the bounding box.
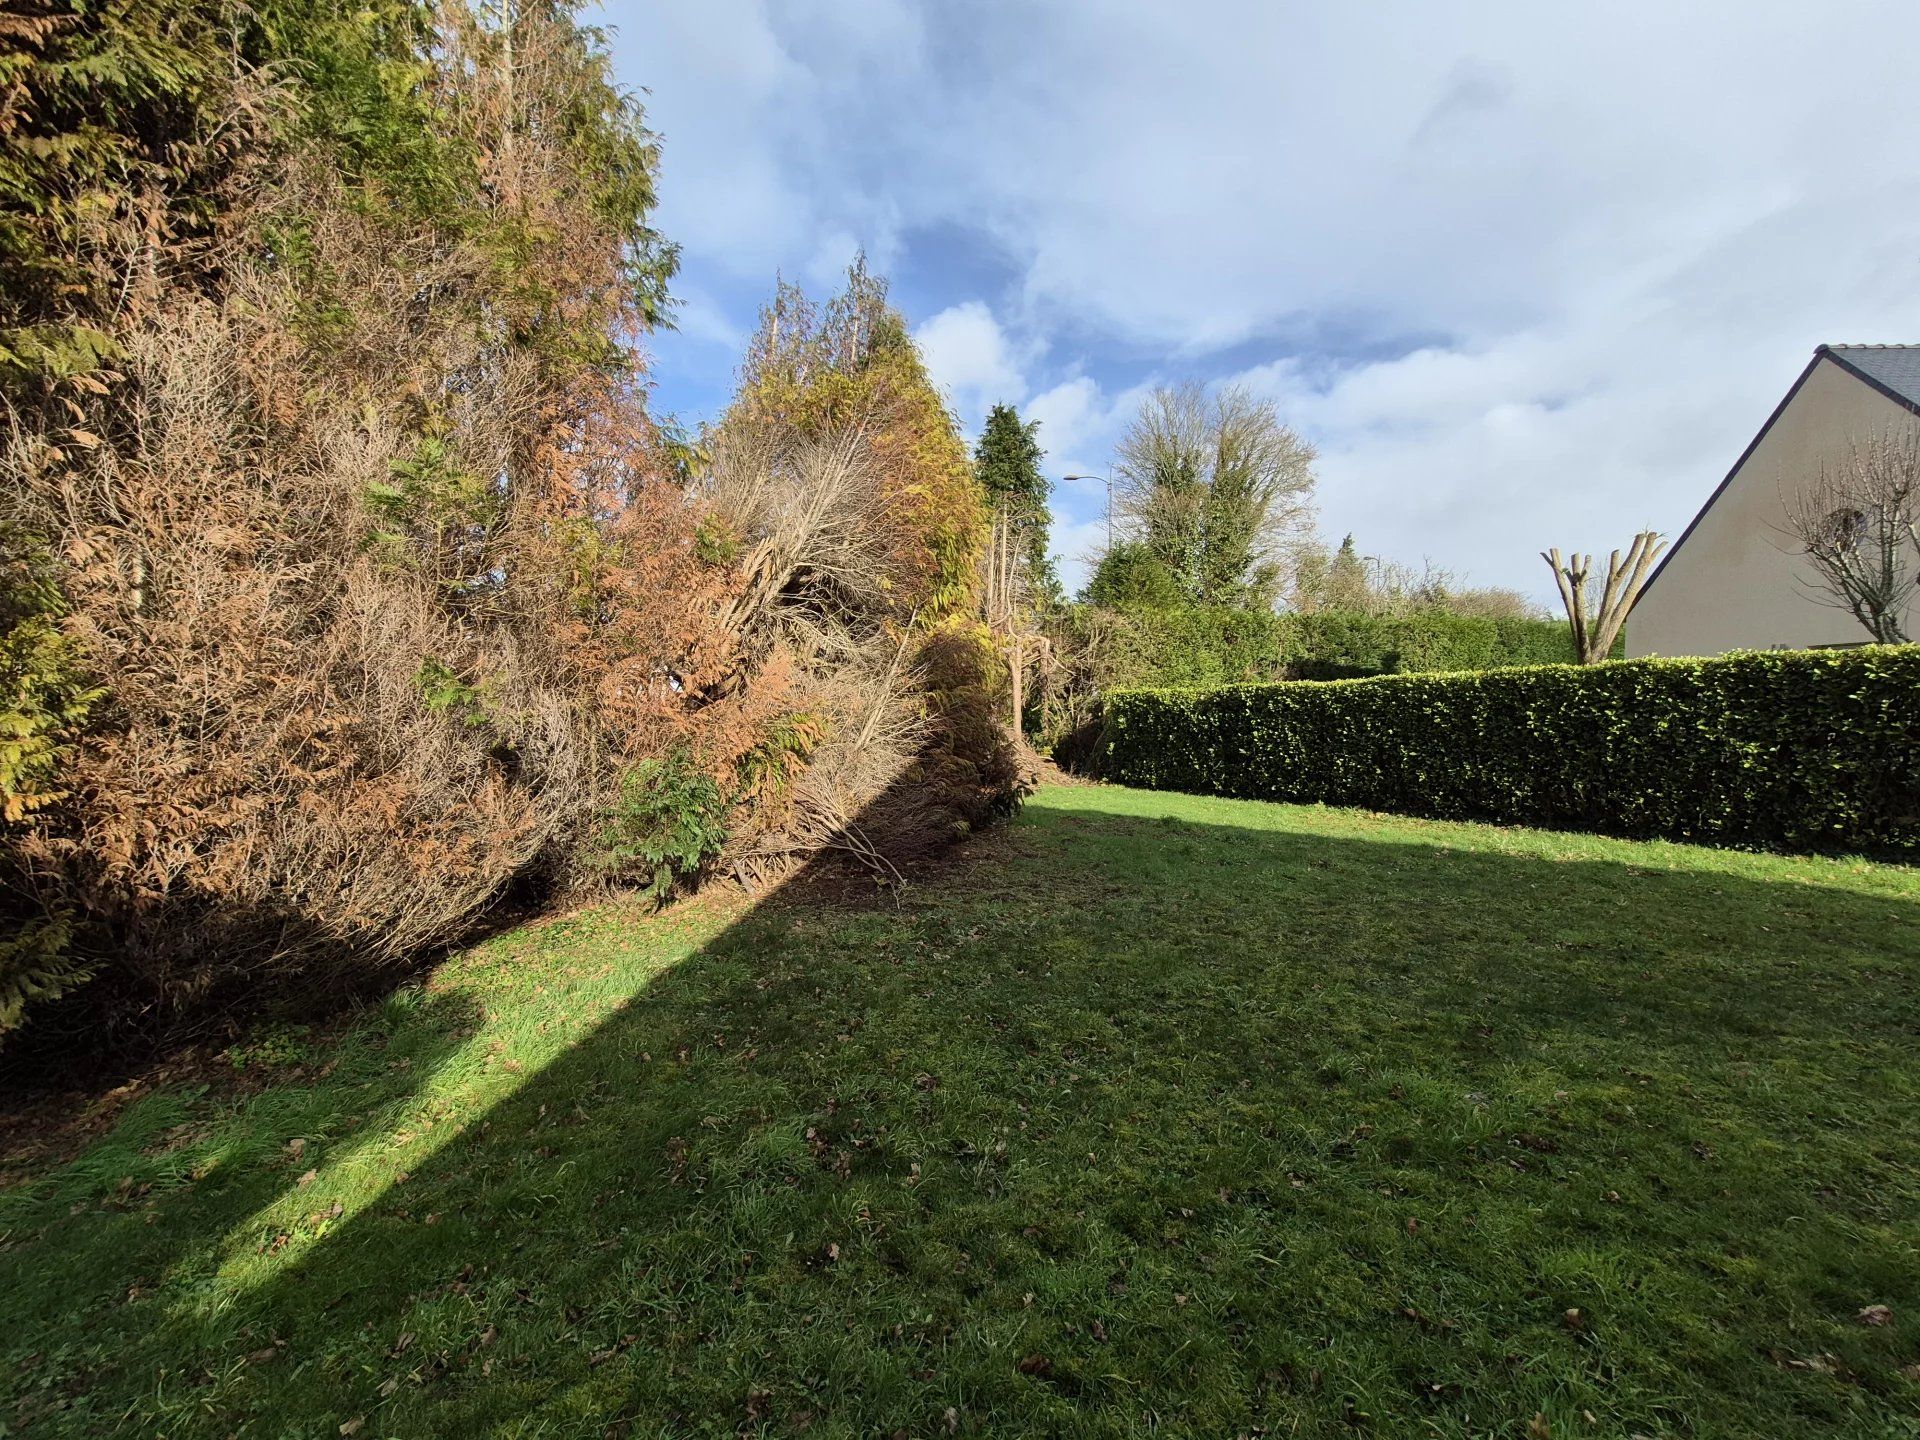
[5,784,1920,1439]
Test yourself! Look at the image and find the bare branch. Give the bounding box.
[1113,381,1316,605]
[1779,428,1920,644]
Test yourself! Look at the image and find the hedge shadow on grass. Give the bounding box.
[8,789,1920,1437]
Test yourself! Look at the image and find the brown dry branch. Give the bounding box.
[697,420,936,885]
[702,425,895,672]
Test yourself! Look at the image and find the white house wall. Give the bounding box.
[1628,356,1920,658]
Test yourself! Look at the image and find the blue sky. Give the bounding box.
[609,0,1920,599]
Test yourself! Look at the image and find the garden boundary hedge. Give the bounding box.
[1093,646,1920,854]
[1281,609,1601,678]
[1047,605,1600,691]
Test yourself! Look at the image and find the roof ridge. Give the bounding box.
[1818,345,1920,415]
[1823,342,1920,350]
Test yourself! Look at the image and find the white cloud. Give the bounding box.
[1023,376,1146,479]
[1228,180,1920,591]
[666,286,746,352]
[1022,377,1101,456]
[619,1,811,276]
[613,0,1920,601]
[913,301,1035,433]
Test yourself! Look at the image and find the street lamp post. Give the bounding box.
[1063,473,1113,551]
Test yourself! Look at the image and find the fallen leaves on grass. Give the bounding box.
[1768,1350,1849,1377]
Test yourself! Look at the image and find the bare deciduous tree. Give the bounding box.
[1541,532,1666,664]
[982,504,1052,743]
[1780,429,1920,644]
[1114,382,1316,607]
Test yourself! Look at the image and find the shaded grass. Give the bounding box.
[4,785,1920,1437]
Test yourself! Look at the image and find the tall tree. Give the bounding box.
[974,403,1059,607]
[715,261,1016,836]
[973,403,1056,741]
[1321,535,1372,612]
[1114,382,1315,607]
[0,0,707,1044]
[728,256,986,621]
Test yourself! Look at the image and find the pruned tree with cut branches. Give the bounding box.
[1541,532,1667,664]
[1781,429,1920,644]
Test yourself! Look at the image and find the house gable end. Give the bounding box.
[1638,351,1827,599]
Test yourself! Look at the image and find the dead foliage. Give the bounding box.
[0,4,1023,1051]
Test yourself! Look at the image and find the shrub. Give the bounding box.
[0,909,86,1040]
[1084,543,1186,611]
[595,752,730,903]
[0,528,100,824]
[1094,647,1920,855]
[1117,606,1293,687]
[909,620,1026,839]
[1,527,101,1033]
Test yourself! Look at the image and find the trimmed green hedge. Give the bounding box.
[1105,607,1290,687]
[1094,647,1920,854]
[1046,605,1589,693]
[1281,609,1601,678]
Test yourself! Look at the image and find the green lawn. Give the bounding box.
[5,784,1920,1438]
